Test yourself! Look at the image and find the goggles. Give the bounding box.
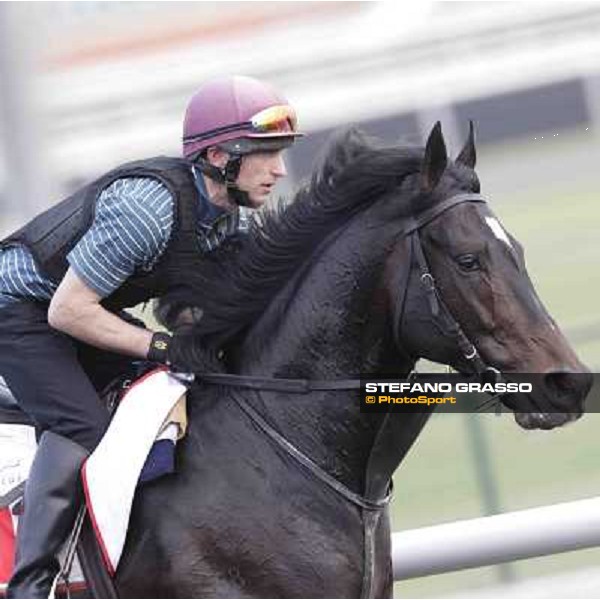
[246,104,299,136]
[183,104,302,145]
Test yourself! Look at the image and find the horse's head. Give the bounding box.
[393,122,591,429]
[161,120,590,431]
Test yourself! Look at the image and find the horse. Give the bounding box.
[110,122,591,598]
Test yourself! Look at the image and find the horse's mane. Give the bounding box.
[156,128,424,361]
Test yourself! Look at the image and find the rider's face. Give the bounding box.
[236,150,288,208]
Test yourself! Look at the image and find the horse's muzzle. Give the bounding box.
[513,369,592,430]
[543,370,593,410]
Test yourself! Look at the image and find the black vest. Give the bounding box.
[1,157,202,311]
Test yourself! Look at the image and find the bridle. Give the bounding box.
[393,192,501,381]
[182,191,500,597]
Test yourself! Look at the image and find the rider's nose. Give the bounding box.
[272,154,287,178]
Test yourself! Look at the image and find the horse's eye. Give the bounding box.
[456,254,481,271]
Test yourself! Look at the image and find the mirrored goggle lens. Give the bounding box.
[249,105,298,134]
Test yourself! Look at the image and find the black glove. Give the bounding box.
[147,331,173,365]
[167,334,226,375]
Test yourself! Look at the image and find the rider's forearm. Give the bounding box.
[48,268,154,358]
[49,301,153,358]
[49,302,152,358]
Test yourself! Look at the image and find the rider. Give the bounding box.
[0,75,302,598]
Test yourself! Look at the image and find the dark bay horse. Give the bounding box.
[114,123,591,598]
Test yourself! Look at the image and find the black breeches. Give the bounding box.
[0,301,134,451]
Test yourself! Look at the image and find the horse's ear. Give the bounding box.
[456,120,477,169]
[421,121,448,193]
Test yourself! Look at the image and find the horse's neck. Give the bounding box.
[231,216,414,494]
[242,217,399,376]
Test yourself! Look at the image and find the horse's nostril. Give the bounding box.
[543,370,592,407]
[545,371,575,394]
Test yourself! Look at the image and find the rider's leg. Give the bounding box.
[0,302,110,598]
[0,303,110,449]
[6,431,88,599]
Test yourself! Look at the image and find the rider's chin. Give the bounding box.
[514,411,577,430]
[249,189,269,206]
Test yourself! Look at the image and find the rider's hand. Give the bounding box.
[146,332,173,366]
[164,334,226,375]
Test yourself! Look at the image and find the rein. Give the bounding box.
[199,372,362,392]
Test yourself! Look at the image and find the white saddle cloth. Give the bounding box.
[82,368,187,574]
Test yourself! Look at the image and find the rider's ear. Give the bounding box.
[456,120,477,169]
[206,146,229,168]
[421,121,448,193]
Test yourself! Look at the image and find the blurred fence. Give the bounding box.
[393,496,600,580]
[3,2,600,217]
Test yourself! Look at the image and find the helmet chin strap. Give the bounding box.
[223,154,252,207]
[195,154,251,207]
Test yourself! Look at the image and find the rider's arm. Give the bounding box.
[47,177,174,359]
[48,268,153,358]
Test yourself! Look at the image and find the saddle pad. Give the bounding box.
[82,367,187,574]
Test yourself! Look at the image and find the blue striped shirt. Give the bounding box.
[0,168,247,308]
[67,177,174,296]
